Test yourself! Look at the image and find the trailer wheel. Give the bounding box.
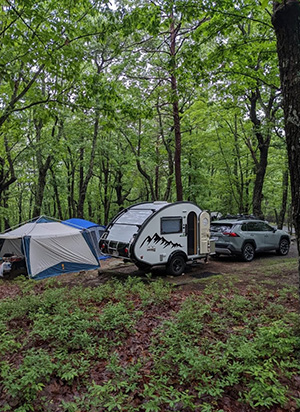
[167,255,186,276]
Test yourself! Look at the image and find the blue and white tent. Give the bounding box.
[0,217,100,279]
[63,218,105,258]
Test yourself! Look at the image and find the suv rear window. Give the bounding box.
[211,223,233,233]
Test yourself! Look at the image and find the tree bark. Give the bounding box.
[32,118,52,217]
[272,0,300,303]
[65,146,76,218]
[276,168,289,230]
[0,135,17,200]
[50,166,63,220]
[102,157,111,225]
[248,90,275,219]
[155,134,160,200]
[233,117,245,213]
[2,193,10,230]
[77,109,99,218]
[252,144,268,218]
[156,102,173,201]
[170,15,183,201]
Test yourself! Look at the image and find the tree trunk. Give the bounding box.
[115,169,123,211]
[32,118,52,217]
[155,134,160,200]
[77,109,99,218]
[102,157,111,225]
[252,144,268,219]
[156,102,173,201]
[272,0,300,303]
[170,16,183,201]
[248,90,274,219]
[276,168,289,230]
[1,192,10,230]
[65,146,76,218]
[78,142,84,210]
[187,156,192,202]
[244,155,250,214]
[226,116,246,213]
[50,166,63,220]
[32,155,52,217]
[114,168,133,213]
[0,136,16,200]
[233,117,245,213]
[18,184,23,225]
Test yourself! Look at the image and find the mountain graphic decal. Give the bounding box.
[140,233,182,249]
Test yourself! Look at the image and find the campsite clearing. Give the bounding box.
[24,240,299,291]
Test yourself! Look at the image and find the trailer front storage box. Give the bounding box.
[99,201,213,275]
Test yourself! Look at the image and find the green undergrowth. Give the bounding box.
[0,275,299,412]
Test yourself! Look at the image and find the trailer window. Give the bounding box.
[161,217,182,234]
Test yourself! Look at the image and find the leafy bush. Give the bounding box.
[1,349,55,411]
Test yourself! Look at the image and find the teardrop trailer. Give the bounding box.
[99,201,215,275]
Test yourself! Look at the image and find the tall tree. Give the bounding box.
[272,0,300,299]
[248,86,279,218]
[200,5,281,218]
[115,0,209,201]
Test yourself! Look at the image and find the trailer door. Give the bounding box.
[199,211,210,254]
[187,211,197,255]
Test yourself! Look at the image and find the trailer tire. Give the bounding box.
[167,255,186,276]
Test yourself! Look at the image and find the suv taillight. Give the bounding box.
[223,231,239,237]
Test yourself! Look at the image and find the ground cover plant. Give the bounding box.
[0,258,299,412]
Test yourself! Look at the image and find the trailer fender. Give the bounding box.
[167,250,187,264]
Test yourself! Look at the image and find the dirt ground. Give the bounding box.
[0,241,298,299]
[44,240,299,292]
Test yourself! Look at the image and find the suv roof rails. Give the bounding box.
[220,214,260,221]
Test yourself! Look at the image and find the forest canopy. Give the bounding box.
[0,0,290,229]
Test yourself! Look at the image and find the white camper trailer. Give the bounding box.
[99,201,214,275]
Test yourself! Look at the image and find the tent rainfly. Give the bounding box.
[0,216,100,279]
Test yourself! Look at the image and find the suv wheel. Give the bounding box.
[276,238,290,256]
[242,243,255,262]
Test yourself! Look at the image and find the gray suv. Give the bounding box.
[211,218,290,262]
